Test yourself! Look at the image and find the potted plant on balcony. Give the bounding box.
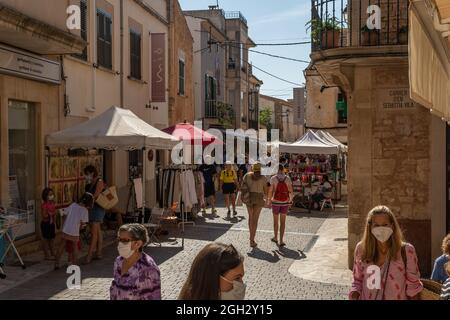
[361,25,380,46]
[306,16,342,49]
[398,26,408,45]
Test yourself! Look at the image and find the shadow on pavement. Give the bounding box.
[173,223,233,242]
[246,248,280,263]
[274,247,307,260]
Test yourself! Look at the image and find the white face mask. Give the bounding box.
[371,226,393,243]
[117,242,135,259]
[48,195,55,201]
[85,174,93,183]
[220,276,246,300]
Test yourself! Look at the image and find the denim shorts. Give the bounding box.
[89,205,106,223]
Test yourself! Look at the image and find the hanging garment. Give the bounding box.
[195,171,205,207]
[181,170,198,212]
[172,171,181,207]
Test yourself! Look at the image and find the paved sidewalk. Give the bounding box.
[0,196,351,300]
[289,205,353,287]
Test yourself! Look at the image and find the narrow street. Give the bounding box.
[0,197,351,300]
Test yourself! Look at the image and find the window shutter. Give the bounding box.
[97,11,104,66]
[105,15,112,69]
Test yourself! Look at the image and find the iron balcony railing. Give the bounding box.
[310,0,409,51]
[224,11,248,26]
[205,100,235,119]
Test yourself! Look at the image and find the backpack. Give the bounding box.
[274,176,289,202]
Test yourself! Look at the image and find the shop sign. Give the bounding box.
[0,45,61,84]
[379,88,417,110]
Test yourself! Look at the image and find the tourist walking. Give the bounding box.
[220,161,239,219]
[199,156,218,217]
[241,163,268,248]
[267,164,294,247]
[349,205,423,300]
[431,233,450,283]
[110,224,161,300]
[179,243,245,300]
[83,165,106,264]
[40,188,56,260]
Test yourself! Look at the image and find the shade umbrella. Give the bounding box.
[162,122,223,146]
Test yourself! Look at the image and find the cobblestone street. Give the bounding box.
[0,197,351,300]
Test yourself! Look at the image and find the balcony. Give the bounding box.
[224,11,248,26]
[310,0,409,52]
[205,100,235,127]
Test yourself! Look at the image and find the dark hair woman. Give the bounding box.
[40,187,56,260]
[83,165,106,264]
[179,243,245,300]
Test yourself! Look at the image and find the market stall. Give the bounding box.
[277,130,344,210]
[161,123,223,235]
[45,106,188,245]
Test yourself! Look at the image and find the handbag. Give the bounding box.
[235,191,243,207]
[240,179,250,205]
[96,186,119,210]
[400,244,442,300]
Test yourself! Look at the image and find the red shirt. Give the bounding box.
[41,201,56,224]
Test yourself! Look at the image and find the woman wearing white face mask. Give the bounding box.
[110,224,161,300]
[179,243,246,300]
[349,205,423,300]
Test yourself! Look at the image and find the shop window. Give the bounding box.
[178,59,185,96]
[73,0,88,61]
[8,100,37,239]
[130,29,142,79]
[97,9,112,69]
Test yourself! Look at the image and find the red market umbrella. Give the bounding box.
[162,123,223,146]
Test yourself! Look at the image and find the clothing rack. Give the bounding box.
[156,164,199,248]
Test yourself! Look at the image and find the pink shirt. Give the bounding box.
[350,242,423,300]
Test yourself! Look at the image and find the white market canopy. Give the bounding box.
[315,130,348,153]
[46,106,180,150]
[279,130,339,155]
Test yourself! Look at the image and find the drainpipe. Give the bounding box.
[88,0,97,113]
[120,0,124,108]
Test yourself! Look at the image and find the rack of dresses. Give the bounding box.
[156,165,202,247]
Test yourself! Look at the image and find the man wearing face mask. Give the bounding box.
[110,224,161,300]
[179,243,246,300]
[349,205,423,300]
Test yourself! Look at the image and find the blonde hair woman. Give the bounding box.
[349,205,423,300]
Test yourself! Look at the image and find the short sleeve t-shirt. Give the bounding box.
[199,164,216,186]
[220,169,237,184]
[62,203,89,237]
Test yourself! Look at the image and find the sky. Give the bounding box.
[179,0,311,100]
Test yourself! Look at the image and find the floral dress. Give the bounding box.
[350,242,423,300]
[110,253,161,300]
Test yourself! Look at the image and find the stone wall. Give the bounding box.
[168,0,194,125]
[348,64,432,275]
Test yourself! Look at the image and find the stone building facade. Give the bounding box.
[168,0,194,125]
[308,0,447,276]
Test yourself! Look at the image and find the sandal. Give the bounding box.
[250,241,258,248]
[271,238,278,244]
[279,242,286,247]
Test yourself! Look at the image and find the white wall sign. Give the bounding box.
[0,45,61,84]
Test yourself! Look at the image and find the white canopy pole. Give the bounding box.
[142,147,146,224]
